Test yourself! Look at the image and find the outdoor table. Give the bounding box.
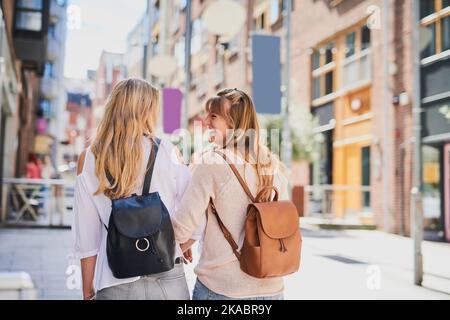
[1,178,69,226]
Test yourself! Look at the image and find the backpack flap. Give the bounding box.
[111,192,163,238]
[251,200,299,239]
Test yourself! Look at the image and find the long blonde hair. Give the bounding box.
[205,88,279,201]
[91,78,160,199]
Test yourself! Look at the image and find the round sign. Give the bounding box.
[202,0,246,38]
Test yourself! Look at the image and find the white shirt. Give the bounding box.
[71,137,194,291]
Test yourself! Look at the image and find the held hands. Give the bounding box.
[180,239,196,264]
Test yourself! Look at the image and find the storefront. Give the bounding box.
[421,98,450,242]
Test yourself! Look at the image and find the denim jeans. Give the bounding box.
[96,263,189,300]
[192,279,284,300]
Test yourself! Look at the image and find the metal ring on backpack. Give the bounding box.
[135,238,150,252]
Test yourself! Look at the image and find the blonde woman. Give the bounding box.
[72,78,192,300]
[173,88,288,300]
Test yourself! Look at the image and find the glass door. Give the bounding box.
[444,143,450,242]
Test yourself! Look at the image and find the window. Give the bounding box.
[15,0,43,31]
[254,13,265,31]
[361,146,371,209]
[17,0,43,10]
[421,0,436,19]
[48,23,56,38]
[346,32,356,57]
[152,34,160,55]
[40,99,52,118]
[361,25,371,50]
[422,23,437,58]
[191,19,203,55]
[311,42,335,100]
[420,0,450,59]
[44,62,53,78]
[342,25,373,90]
[270,0,281,24]
[443,16,450,51]
[174,37,185,67]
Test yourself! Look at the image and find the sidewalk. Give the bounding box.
[0,226,449,299]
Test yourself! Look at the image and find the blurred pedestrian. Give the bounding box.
[26,154,41,179]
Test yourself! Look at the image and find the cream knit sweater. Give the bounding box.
[173,149,289,298]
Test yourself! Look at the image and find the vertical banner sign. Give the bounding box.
[252,35,281,114]
[163,88,182,134]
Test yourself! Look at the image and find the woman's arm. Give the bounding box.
[173,160,218,244]
[72,149,102,299]
[81,256,97,299]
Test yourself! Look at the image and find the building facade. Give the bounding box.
[0,0,52,220]
[419,0,450,241]
[37,0,67,170]
[142,0,449,241]
[91,51,125,131]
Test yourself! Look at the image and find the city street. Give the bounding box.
[1,225,449,300]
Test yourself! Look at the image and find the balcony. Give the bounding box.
[40,78,58,99]
[341,48,372,93]
[46,38,60,61]
[13,1,50,74]
[213,63,224,87]
[196,74,208,99]
[50,1,65,23]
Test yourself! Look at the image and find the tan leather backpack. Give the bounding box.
[210,151,302,279]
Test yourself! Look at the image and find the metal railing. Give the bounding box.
[303,184,373,223]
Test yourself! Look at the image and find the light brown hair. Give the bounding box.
[205,88,279,201]
[91,78,160,199]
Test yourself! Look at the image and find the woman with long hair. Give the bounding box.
[173,88,288,300]
[72,78,192,300]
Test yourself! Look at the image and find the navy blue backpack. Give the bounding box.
[104,138,176,279]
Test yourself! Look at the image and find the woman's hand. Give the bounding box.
[183,248,193,264]
[83,290,96,300]
[180,239,195,253]
[180,239,196,264]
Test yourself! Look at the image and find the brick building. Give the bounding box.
[143,0,449,241]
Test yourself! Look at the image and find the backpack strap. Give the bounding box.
[142,137,161,195]
[209,198,241,260]
[214,151,256,202]
[103,137,161,231]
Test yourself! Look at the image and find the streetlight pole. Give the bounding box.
[142,0,151,80]
[411,0,423,286]
[181,0,192,163]
[281,0,292,169]
[182,0,192,131]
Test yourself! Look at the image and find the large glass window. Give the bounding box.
[420,0,436,19]
[421,23,437,58]
[17,0,43,10]
[311,42,335,101]
[422,145,444,239]
[15,0,43,32]
[420,0,450,59]
[443,16,450,52]
[345,32,356,58]
[361,25,371,50]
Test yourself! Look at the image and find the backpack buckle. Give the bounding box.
[136,238,150,252]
